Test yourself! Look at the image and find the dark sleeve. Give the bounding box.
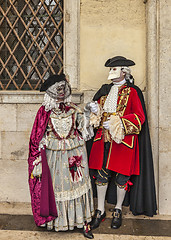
[93,83,113,101]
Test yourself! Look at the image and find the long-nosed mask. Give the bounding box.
[107,67,122,80]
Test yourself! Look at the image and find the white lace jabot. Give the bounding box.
[103,79,126,113]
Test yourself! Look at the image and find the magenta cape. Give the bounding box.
[28,106,57,226]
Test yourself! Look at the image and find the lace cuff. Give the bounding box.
[109,115,125,144]
[38,137,48,150]
[89,104,103,128]
[82,103,95,141]
[32,156,42,177]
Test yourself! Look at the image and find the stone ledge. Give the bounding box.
[0,215,171,238]
[0,202,171,220]
[0,91,83,104]
[0,231,170,240]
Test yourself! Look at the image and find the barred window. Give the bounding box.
[0,0,63,90]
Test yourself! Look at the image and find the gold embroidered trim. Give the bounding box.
[30,172,34,179]
[102,168,108,175]
[117,87,131,116]
[46,143,84,151]
[95,181,108,186]
[100,95,107,107]
[97,170,108,180]
[93,136,102,142]
[103,129,112,142]
[103,112,117,117]
[51,108,75,119]
[106,141,113,169]
[121,136,135,149]
[134,113,142,131]
[122,118,140,135]
[70,102,83,113]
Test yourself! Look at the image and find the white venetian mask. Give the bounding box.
[108,67,122,80]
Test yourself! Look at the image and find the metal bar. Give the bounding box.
[0,0,64,90]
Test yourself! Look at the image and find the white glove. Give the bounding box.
[103,121,110,130]
[90,101,98,114]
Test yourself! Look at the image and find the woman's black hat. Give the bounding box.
[40,73,67,92]
[105,56,135,67]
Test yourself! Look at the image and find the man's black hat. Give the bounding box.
[40,73,66,92]
[105,56,135,67]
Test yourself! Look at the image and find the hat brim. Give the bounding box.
[40,74,66,92]
[105,59,135,67]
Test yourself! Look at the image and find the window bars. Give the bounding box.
[0,0,64,90]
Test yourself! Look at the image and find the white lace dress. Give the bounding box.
[42,104,94,231]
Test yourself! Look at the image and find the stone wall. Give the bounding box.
[146,0,171,215]
[0,94,40,202]
[80,0,146,91]
[158,0,171,214]
[0,92,82,202]
[0,0,171,216]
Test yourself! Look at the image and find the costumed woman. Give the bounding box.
[28,73,94,238]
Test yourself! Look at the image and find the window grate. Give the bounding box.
[0,0,64,90]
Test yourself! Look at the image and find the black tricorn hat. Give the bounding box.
[105,56,135,67]
[40,73,67,92]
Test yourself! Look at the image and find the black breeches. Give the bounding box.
[95,142,130,187]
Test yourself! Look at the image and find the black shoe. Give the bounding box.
[90,209,106,230]
[83,223,94,239]
[111,208,122,229]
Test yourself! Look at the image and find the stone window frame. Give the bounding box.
[146,0,159,205]
[0,0,81,104]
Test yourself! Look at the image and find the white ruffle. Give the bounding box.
[42,93,71,112]
[103,85,119,113]
[82,103,95,141]
[54,178,92,201]
[89,104,103,127]
[46,135,85,151]
[109,115,125,144]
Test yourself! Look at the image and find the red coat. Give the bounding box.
[89,85,145,176]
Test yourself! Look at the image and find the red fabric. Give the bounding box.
[40,147,58,217]
[88,128,104,169]
[68,155,83,181]
[89,86,145,176]
[28,106,57,226]
[124,180,133,192]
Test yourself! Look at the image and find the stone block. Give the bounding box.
[0,202,32,215]
[83,90,96,103]
[16,104,41,132]
[0,91,44,104]
[0,104,17,131]
[159,129,171,152]
[64,0,79,89]
[1,132,29,160]
[0,132,1,159]
[159,152,171,215]
[71,92,83,104]
[0,160,30,202]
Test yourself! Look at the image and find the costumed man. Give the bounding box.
[85,56,157,229]
[28,73,94,239]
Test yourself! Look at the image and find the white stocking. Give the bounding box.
[97,184,108,214]
[115,186,126,210]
